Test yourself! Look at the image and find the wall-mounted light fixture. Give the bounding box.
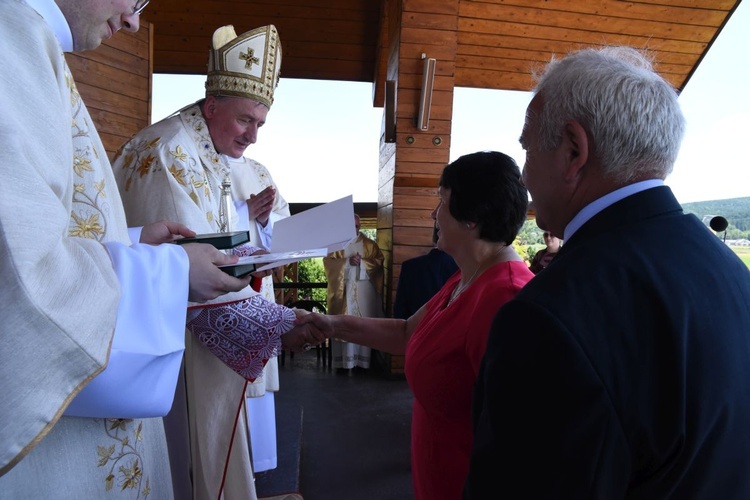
[385,80,397,143]
[417,53,436,131]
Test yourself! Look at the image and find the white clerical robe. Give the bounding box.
[112,104,291,498]
[324,234,385,369]
[0,1,188,498]
[227,155,289,472]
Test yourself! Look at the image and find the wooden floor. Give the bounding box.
[256,349,414,500]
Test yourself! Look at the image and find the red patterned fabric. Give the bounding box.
[187,295,295,381]
[232,244,262,257]
[232,244,266,292]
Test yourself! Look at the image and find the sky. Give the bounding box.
[153,2,749,205]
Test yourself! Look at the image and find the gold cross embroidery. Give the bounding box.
[239,48,259,69]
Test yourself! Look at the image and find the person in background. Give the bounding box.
[324,213,385,372]
[528,230,561,273]
[465,46,750,498]
[112,24,319,499]
[298,151,534,499]
[393,223,458,319]
[0,0,269,497]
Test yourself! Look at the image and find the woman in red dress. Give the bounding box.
[296,151,534,499]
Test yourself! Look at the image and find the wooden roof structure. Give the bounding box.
[141,0,741,105]
[69,0,743,336]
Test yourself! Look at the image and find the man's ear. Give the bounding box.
[561,120,589,182]
[203,96,217,119]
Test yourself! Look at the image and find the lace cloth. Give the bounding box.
[187,295,295,381]
[232,244,263,257]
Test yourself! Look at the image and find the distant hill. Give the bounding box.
[682,196,750,238]
[520,196,750,247]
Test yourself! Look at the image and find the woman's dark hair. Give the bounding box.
[439,151,528,245]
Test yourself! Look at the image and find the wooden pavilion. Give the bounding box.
[68,1,743,369]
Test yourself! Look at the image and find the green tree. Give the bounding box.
[293,257,327,303]
[513,219,546,264]
[361,228,376,240]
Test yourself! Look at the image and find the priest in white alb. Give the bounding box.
[112,24,306,499]
[0,1,275,498]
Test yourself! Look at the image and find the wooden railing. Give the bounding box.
[272,262,327,307]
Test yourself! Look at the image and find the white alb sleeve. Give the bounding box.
[64,242,189,418]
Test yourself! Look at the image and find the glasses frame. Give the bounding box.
[133,0,150,16]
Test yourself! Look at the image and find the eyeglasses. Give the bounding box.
[133,0,150,16]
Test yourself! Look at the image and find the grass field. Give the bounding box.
[730,246,750,268]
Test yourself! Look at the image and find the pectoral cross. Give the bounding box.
[218,175,232,232]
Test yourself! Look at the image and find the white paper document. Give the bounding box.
[269,195,357,254]
[219,195,357,274]
[228,248,329,273]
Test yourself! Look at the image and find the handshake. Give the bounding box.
[281,309,334,353]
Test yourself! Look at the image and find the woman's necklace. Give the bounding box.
[448,246,509,306]
[448,263,484,305]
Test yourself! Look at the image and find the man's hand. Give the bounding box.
[182,243,253,302]
[348,253,362,266]
[140,220,196,245]
[247,186,276,227]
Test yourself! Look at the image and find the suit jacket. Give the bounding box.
[466,186,750,499]
[393,248,458,319]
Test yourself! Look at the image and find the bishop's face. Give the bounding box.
[203,96,269,159]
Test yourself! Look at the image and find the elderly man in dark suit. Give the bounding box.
[465,46,750,498]
[393,224,458,319]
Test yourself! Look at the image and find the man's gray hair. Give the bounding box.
[533,46,686,183]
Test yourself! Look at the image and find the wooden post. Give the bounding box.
[377,0,458,374]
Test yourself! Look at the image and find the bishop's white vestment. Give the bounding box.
[113,103,292,499]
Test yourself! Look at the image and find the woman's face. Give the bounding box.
[431,187,463,255]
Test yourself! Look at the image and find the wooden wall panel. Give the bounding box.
[67,24,152,158]
[394,225,434,246]
[74,82,149,121]
[394,207,436,227]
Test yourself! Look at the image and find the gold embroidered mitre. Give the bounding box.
[205,24,282,108]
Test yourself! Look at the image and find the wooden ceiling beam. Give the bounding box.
[459,18,716,47]
[474,0,736,12]
[462,0,732,26]
[456,39,704,65]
